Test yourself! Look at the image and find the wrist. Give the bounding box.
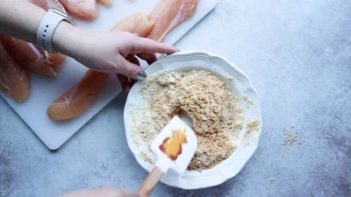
[52,22,84,57]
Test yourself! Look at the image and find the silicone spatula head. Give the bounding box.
[151,115,197,174]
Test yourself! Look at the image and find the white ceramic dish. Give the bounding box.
[124,51,262,189]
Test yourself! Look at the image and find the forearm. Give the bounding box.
[0,0,46,42]
[0,1,175,77]
[52,20,85,56]
[0,0,83,57]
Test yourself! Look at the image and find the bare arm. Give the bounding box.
[0,0,176,79]
[0,0,46,42]
[0,0,81,57]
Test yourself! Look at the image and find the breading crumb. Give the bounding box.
[283,132,298,145]
[246,119,260,134]
[282,125,303,146]
[133,69,244,170]
[243,95,253,108]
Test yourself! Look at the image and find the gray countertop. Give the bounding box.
[1,0,350,196]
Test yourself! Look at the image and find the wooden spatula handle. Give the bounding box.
[139,167,164,197]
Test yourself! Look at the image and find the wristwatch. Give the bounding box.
[36,9,73,53]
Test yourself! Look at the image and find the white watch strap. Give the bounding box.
[36,9,72,53]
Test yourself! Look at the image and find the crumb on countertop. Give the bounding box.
[283,132,298,145]
[282,125,303,146]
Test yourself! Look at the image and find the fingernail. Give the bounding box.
[137,70,147,81]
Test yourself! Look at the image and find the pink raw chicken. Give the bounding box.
[1,36,65,77]
[0,43,30,102]
[97,0,112,7]
[147,0,199,41]
[59,0,98,21]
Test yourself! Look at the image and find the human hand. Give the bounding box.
[61,188,139,197]
[54,23,176,79]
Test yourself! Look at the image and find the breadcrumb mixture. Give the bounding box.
[133,69,244,170]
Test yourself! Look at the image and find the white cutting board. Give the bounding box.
[0,0,218,150]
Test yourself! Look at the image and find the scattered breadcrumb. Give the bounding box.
[270,177,275,183]
[246,118,260,134]
[283,132,298,145]
[242,118,260,146]
[282,125,304,146]
[132,69,244,171]
[139,152,154,165]
[243,95,253,108]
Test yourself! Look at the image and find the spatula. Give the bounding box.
[138,115,197,197]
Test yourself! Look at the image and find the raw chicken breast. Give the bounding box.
[59,0,98,21]
[0,43,30,102]
[1,36,64,77]
[147,0,199,41]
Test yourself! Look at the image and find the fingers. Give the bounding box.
[127,55,139,89]
[116,74,130,92]
[97,188,140,197]
[117,55,140,92]
[127,55,140,65]
[137,53,157,65]
[116,54,142,80]
[131,37,176,55]
[116,189,140,197]
[92,188,141,197]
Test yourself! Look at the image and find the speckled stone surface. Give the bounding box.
[1,0,351,196]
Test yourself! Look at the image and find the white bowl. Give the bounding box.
[124,51,262,189]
